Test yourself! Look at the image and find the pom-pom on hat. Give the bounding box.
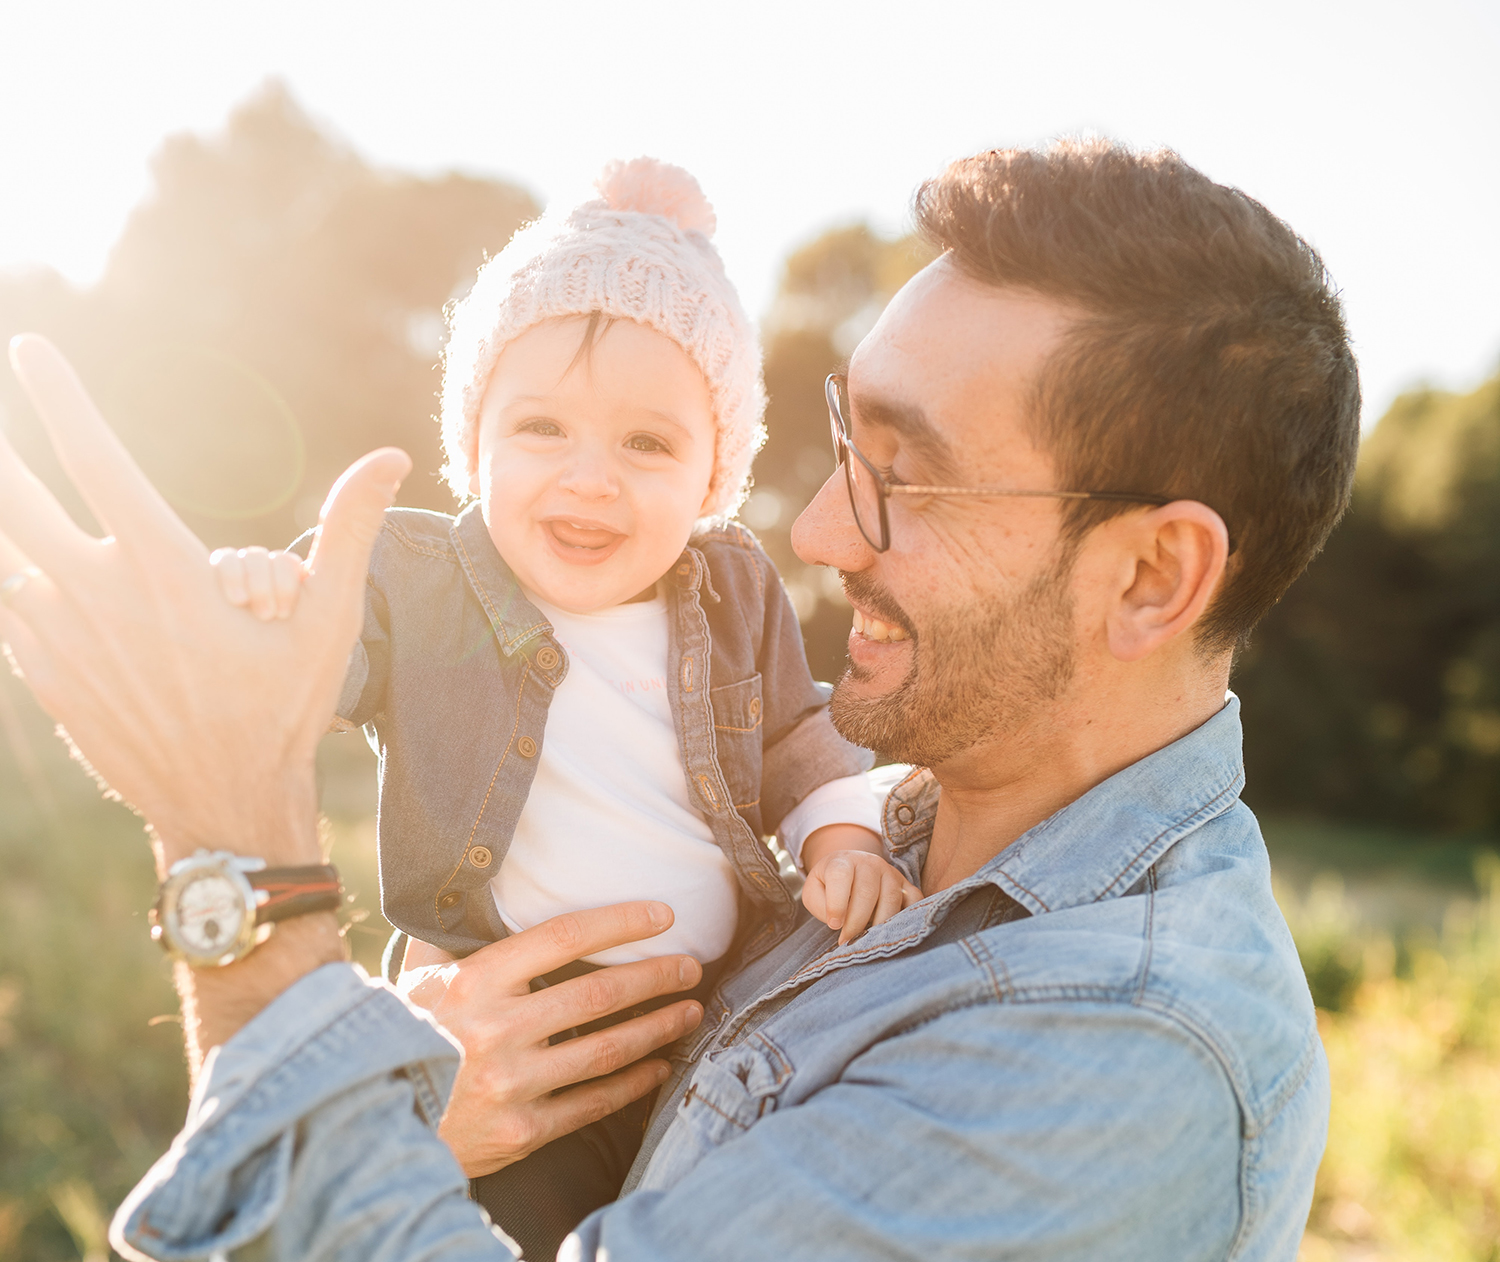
[440,158,766,519]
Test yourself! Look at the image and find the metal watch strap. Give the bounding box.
[249,865,342,924]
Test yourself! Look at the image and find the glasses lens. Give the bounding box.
[830,377,886,551]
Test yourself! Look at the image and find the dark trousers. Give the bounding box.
[470,956,722,1261]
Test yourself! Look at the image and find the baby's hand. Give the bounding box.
[209,546,305,621]
[802,848,922,946]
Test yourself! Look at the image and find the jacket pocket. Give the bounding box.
[710,673,763,811]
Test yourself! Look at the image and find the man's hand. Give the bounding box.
[0,335,406,870]
[0,334,409,1065]
[401,903,706,1177]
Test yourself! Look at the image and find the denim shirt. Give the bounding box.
[310,504,872,960]
[113,697,1329,1262]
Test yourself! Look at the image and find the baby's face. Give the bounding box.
[473,317,717,613]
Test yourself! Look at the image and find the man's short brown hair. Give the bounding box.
[915,139,1361,652]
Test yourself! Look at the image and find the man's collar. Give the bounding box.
[885,696,1246,916]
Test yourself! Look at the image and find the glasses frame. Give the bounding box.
[825,373,1175,554]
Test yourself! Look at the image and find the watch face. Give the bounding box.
[174,872,248,957]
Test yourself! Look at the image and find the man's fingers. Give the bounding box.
[7,334,197,556]
[527,954,701,1045]
[0,404,96,576]
[534,1057,673,1149]
[536,998,703,1095]
[465,902,677,986]
[302,448,410,619]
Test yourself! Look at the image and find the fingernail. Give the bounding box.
[684,1001,703,1028]
[648,902,671,929]
[678,957,699,987]
[829,918,842,930]
[655,1062,671,1082]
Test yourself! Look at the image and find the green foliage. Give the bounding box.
[1236,372,1500,833]
[1283,861,1500,1260]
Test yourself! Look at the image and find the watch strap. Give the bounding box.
[249,864,342,924]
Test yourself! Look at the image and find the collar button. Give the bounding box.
[535,646,560,671]
[895,804,916,826]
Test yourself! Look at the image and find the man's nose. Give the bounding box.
[791,472,873,572]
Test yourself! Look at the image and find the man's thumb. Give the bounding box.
[305,448,411,605]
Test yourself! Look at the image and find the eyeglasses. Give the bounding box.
[825,373,1174,554]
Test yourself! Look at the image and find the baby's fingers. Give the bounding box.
[210,547,250,607]
[270,549,305,619]
[237,547,279,621]
[839,865,888,945]
[800,869,829,923]
[871,870,913,928]
[820,856,855,933]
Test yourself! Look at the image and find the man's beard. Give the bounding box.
[829,547,1078,767]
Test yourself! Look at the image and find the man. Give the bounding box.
[0,139,1358,1260]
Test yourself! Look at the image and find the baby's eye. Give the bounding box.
[517,417,564,438]
[625,433,671,455]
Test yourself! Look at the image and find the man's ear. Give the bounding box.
[1103,502,1230,663]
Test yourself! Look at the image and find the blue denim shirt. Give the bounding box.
[113,697,1328,1262]
[309,504,871,960]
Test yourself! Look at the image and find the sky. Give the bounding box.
[3,0,1497,426]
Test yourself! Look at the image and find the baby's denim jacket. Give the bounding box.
[314,503,873,963]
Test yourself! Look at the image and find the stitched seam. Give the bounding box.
[1094,773,1245,902]
[997,872,1053,914]
[437,661,526,930]
[384,522,457,563]
[733,798,760,810]
[452,526,548,653]
[682,1084,750,1130]
[714,720,763,734]
[1133,868,1156,1005]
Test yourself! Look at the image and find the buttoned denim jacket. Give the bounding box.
[114,697,1330,1262]
[312,503,872,961]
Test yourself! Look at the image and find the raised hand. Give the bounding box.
[0,334,408,871]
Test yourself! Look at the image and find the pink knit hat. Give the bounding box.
[439,158,766,519]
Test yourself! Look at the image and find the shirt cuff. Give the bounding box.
[777,773,884,870]
[110,963,471,1261]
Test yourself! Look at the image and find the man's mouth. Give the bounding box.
[851,607,909,643]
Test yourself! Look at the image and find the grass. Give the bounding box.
[1,675,1498,1258]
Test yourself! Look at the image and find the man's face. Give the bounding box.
[791,258,1083,767]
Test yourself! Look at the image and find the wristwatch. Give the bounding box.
[150,849,342,967]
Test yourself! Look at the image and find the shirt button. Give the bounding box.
[518,736,538,758]
[676,562,691,578]
[535,646,560,671]
[895,804,916,826]
[470,846,493,869]
[439,891,462,909]
[748,697,761,718]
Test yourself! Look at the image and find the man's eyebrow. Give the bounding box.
[850,392,961,481]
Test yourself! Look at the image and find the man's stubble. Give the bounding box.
[829,547,1078,768]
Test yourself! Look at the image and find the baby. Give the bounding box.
[212,160,919,1256]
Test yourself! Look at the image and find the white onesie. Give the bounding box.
[489,589,880,966]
